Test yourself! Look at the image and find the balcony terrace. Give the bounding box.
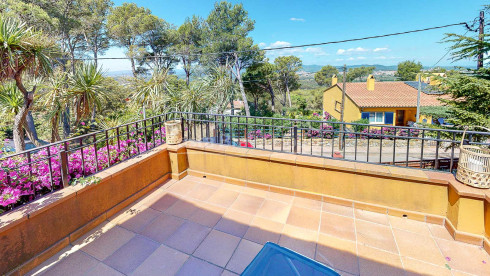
[26,175,490,276]
[1,113,490,276]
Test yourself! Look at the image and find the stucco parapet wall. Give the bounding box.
[0,144,169,234]
[183,141,489,202]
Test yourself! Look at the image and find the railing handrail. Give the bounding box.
[2,111,489,162]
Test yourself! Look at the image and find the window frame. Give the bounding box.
[334,101,341,112]
[368,112,385,124]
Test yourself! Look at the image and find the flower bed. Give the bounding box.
[0,126,166,213]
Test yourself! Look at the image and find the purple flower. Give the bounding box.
[0,187,21,206]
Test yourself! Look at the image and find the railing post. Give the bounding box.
[181,117,185,141]
[293,126,298,154]
[60,150,69,188]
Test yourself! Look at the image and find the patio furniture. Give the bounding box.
[456,127,490,188]
[437,118,454,127]
[165,120,182,144]
[242,242,339,276]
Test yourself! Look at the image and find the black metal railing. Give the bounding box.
[176,112,490,172]
[0,113,179,214]
[1,111,489,215]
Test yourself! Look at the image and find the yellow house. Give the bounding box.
[323,75,445,126]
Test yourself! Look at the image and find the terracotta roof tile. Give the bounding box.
[337,82,446,108]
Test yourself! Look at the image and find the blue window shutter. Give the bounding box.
[385,112,394,125]
[361,112,369,120]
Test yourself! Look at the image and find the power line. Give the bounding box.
[430,30,470,69]
[71,21,467,61]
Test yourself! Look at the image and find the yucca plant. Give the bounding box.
[69,62,106,124]
[205,64,237,113]
[0,82,24,115]
[132,68,171,118]
[40,70,69,142]
[0,16,56,152]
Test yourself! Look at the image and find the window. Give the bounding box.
[369,112,384,124]
[334,101,341,112]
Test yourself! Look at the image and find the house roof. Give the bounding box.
[403,81,444,95]
[226,100,244,109]
[331,82,446,108]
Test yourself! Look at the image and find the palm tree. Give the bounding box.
[40,70,69,142]
[69,62,106,124]
[132,68,171,118]
[205,64,238,114]
[0,17,56,152]
[179,82,209,113]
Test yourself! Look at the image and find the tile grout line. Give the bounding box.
[387,212,407,275]
[352,202,361,276]
[222,189,269,272]
[428,221,456,276]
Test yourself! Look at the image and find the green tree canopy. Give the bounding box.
[314,65,339,86]
[174,15,204,85]
[274,56,302,108]
[203,1,263,116]
[346,66,374,82]
[395,60,423,81]
[107,2,161,76]
[440,69,490,127]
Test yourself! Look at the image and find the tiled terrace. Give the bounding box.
[29,176,490,276]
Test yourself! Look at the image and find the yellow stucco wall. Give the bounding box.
[322,87,434,126]
[322,86,361,122]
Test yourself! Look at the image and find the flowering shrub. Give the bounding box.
[0,126,166,212]
[347,127,419,139]
[306,124,335,139]
[247,129,273,140]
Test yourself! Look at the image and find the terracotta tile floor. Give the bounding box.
[29,176,490,276]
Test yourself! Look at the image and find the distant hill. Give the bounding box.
[301,64,474,73]
[301,64,397,73]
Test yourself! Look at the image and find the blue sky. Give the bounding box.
[101,0,488,71]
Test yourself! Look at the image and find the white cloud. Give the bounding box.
[335,58,344,61]
[290,17,305,22]
[336,49,346,55]
[347,57,355,61]
[373,47,389,52]
[267,41,292,48]
[305,47,329,56]
[260,41,329,59]
[336,47,369,55]
[357,56,366,60]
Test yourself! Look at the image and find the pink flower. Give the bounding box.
[81,122,85,126]
[0,187,21,207]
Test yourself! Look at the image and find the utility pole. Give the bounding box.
[339,64,347,150]
[415,73,421,125]
[477,10,485,69]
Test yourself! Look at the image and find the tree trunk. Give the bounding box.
[94,47,98,68]
[13,109,26,152]
[63,107,71,138]
[25,111,42,146]
[237,74,250,117]
[130,57,137,77]
[286,79,292,107]
[182,57,190,86]
[13,76,34,152]
[267,79,275,112]
[230,98,234,115]
[51,114,61,142]
[23,120,41,147]
[90,106,96,122]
